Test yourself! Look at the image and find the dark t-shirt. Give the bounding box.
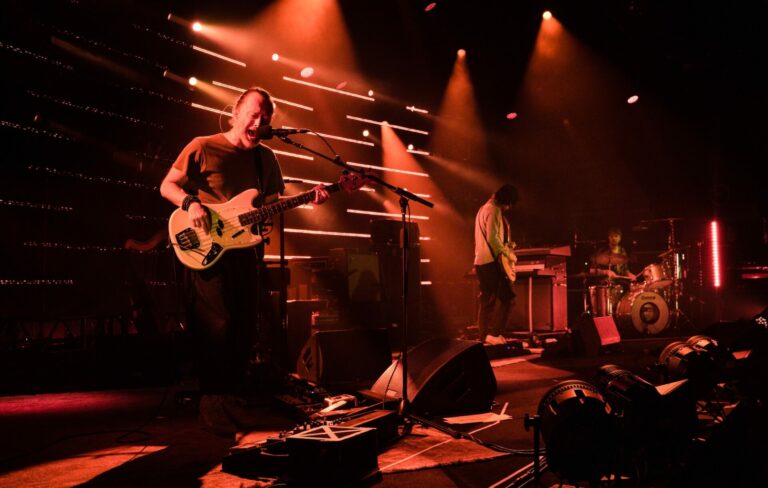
[591,245,631,277]
[172,133,285,204]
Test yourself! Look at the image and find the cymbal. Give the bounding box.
[658,245,691,258]
[568,272,593,279]
[593,252,628,266]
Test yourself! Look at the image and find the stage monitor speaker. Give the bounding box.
[573,315,621,356]
[369,338,496,416]
[296,328,392,387]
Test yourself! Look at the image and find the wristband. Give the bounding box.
[181,195,201,211]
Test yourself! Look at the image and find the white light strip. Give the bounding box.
[190,102,231,116]
[285,228,370,238]
[284,76,375,101]
[212,80,245,92]
[265,254,315,260]
[419,236,431,241]
[407,149,431,156]
[272,149,314,160]
[346,115,429,135]
[273,97,315,111]
[282,175,375,192]
[420,259,431,263]
[281,126,373,147]
[414,193,431,198]
[314,132,374,147]
[192,45,246,67]
[347,209,429,220]
[212,81,314,111]
[348,162,429,178]
[407,105,429,114]
[421,281,432,285]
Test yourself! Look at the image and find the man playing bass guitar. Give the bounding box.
[160,86,341,436]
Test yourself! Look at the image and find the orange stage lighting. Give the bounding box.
[543,11,553,20]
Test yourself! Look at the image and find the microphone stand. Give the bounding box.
[275,134,433,426]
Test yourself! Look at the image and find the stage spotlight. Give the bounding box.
[457,48,466,58]
[659,341,719,395]
[425,2,437,12]
[367,89,374,97]
[506,112,518,120]
[192,21,202,32]
[188,76,198,87]
[271,53,279,62]
[687,335,734,376]
[627,95,639,104]
[362,129,370,137]
[543,11,553,20]
[407,144,414,150]
[538,380,617,483]
[300,67,314,78]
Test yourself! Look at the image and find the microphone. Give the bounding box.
[256,125,310,139]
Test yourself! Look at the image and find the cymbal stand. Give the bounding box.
[663,219,693,332]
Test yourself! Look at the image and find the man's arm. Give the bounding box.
[486,207,509,258]
[160,166,211,233]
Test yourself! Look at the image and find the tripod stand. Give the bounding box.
[275,132,434,426]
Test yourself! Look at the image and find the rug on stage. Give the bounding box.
[377,424,510,474]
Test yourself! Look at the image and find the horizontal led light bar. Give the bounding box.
[406,105,429,114]
[192,45,246,67]
[212,80,315,111]
[272,149,314,160]
[285,228,370,238]
[314,131,374,147]
[421,281,432,285]
[346,115,429,135]
[419,236,431,241]
[190,102,231,116]
[346,209,429,220]
[265,255,315,260]
[283,175,376,192]
[347,162,429,178]
[407,149,431,156]
[283,76,375,101]
[420,259,431,263]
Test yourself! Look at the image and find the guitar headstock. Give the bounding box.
[339,171,372,193]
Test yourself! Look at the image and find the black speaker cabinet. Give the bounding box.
[296,328,392,387]
[369,338,497,416]
[508,275,568,332]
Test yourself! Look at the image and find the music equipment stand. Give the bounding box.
[275,133,434,424]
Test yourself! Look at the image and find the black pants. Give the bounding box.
[183,249,267,395]
[475,262,515,340]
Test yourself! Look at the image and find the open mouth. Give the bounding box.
[246,129,258,139]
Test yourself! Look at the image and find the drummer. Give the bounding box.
[589,227,637,285]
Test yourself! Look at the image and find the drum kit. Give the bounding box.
[572,219,691,336]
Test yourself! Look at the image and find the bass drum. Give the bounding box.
[615,290,669,335]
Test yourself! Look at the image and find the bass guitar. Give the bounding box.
[169,173,365,270]
[497,242,517,283]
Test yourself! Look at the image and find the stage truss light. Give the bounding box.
[271,53,279,61]
[192,21,202,32]
[538,380,617,483]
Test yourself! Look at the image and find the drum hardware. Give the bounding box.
[636,217,695,333]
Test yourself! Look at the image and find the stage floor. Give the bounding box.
[0,334,764,487]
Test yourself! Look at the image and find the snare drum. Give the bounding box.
[615,289,669,335]
[641,263,672,290]
[588,285,624,317]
